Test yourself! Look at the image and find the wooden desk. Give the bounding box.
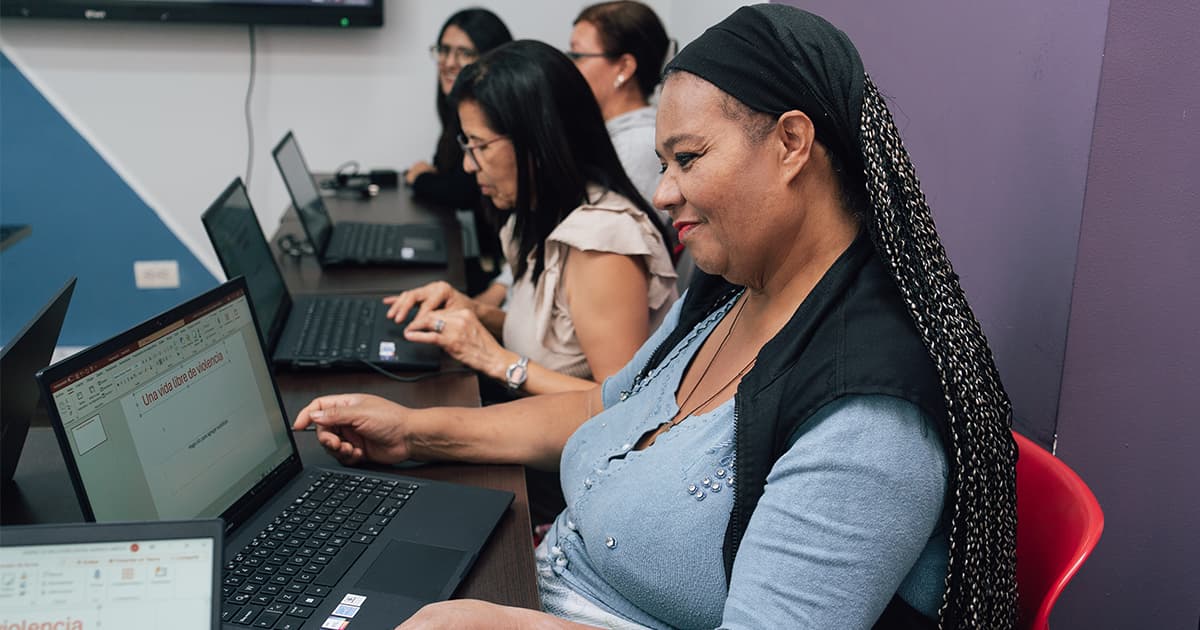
[271,185,469,295]
[2,428,538,610]
[4,185,539,609]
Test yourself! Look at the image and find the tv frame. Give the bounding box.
[1,0,383,28]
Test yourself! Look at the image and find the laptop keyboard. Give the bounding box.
[221,471,419,628]
[340,223,406,260]
[294,298,379,361]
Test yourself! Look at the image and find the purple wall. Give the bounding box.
[771,1,1200,624]
[775,1,1110,445]
[1053,0,1200,626]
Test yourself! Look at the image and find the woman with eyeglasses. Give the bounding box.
[568,1,670,206]
[404,8,512,296]
[382,40,678,399]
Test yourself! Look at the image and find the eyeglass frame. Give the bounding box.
[456,132,510,170]
[430,44,480,64]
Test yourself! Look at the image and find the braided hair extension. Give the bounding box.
[859,74,1019,629]
[665,6,1019,624]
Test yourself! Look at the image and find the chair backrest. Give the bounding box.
[1014,430,1104,630]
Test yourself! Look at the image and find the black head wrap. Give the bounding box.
[666,5,1018,630]
[665,5,863,182]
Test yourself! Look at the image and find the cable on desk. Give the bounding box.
[356,360,476,383]
[244,24,257,188]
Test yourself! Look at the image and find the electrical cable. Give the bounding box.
[244,25,257,188]
[356,360,476,383]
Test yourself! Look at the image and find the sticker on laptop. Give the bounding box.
[321,617,349,630]
[378,341,396,361]
[401,246,415,260]
[333,604,361,618]
[340,594,367,607]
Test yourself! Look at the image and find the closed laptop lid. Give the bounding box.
[36,278,302,530]
[201,178,293,350]
[1,277,76,482]
[272,131,333,255]
[0,519,223,629]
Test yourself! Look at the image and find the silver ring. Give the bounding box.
[434,319,445,333]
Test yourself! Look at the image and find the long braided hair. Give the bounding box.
[859,74,1018,628]
[666,5,1019,626]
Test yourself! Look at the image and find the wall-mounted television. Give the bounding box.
[1,0,383,28]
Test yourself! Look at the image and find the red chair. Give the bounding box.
[1014,430,1104,630]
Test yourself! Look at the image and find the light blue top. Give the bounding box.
[539,292,950,629]
[607,106,661,206]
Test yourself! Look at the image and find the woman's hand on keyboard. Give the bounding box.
[383,281,475,325]
[403,307,512,382]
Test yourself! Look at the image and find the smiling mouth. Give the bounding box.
[674,221,700,240]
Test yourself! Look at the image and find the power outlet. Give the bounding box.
[134,260,180,289]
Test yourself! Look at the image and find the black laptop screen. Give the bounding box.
[1,278,75,481]
[202,180,291,347]
[273,133,333,254]
[43,287,292,521]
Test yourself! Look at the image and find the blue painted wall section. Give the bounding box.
[1,52,217,347]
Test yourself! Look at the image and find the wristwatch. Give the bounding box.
[505,355,529,391]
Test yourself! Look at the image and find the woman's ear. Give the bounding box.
[616,53,638,88]
[776,110,815,178]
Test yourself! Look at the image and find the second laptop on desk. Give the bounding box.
[203,178,440,372]
[35,278,513,629]
[272,130,448,267]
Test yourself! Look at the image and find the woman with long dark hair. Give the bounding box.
[385,40,677,397]
[404,8,512,294]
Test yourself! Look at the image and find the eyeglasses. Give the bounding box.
[564,50,615,62]
[430,44,479,64]
[456,132,509,170]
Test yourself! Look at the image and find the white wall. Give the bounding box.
[0,0,743,276]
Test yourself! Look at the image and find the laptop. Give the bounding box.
[272,131,448,267]
[202,178,440,372]
[35,278,514,629]
[0,519,223,629]
[1,277,76,483]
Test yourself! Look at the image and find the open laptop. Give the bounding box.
[272,131,448,267]
[0,519,223,629]
[202,178,440,372]
[35,278,514,629]
[1,277,76,483]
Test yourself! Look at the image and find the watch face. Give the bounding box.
[506,358,528,390]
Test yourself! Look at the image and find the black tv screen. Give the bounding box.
[1,0,383,27]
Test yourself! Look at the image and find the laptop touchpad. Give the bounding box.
[356,539,466,600]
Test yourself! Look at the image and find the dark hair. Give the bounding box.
[450,40,672,283]
[575,1,670,100]
[432,9,513,173]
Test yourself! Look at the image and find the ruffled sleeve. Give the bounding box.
[532,189,678,357]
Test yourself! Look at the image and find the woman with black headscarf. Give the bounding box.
[294,5,1017,629]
